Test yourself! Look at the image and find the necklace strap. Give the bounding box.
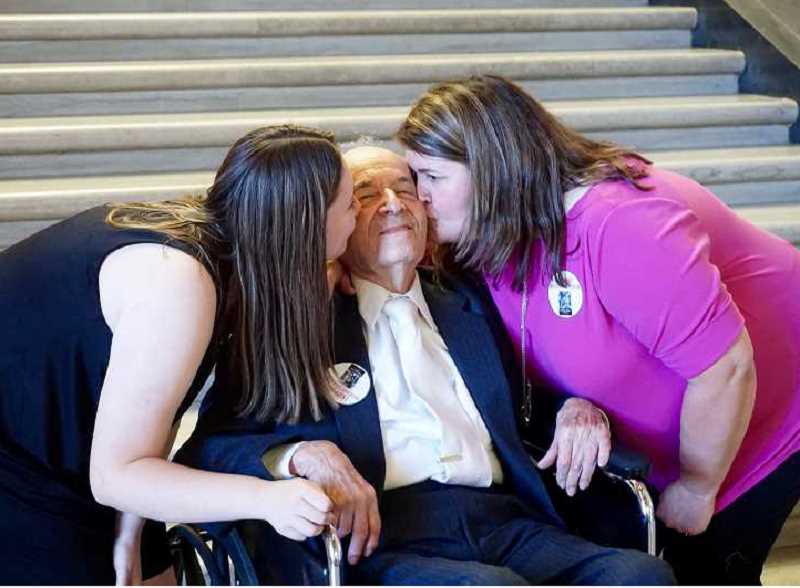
[520,279,533,426]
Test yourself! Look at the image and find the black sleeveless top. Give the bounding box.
[0,205,218,535]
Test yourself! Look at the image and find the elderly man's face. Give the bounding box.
[341,147,428,277]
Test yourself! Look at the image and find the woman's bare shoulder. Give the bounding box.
[99,243,216,332]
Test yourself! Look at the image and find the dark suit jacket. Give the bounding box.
[176,271,563,562]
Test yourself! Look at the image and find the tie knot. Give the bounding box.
[382,295,419,326]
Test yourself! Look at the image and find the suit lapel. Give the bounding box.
[331,294,386,492]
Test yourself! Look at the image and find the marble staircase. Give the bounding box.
[0,2,798,252]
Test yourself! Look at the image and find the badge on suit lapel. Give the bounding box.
[332,362,371,405]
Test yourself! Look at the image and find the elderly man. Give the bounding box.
[177,146,674,585]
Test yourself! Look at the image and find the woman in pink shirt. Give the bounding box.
[397,75,800,585]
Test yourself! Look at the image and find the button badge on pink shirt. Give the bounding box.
[547,270,584,318]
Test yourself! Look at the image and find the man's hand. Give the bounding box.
[537,397,611,496]
[656,478,715,536]
[290,441,380,565]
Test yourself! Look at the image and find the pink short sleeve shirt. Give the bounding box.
[487,165,800,511]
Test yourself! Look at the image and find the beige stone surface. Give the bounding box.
[764,545,800,585]
[0,49,745,94]
[0,8,696,40]
[0,0,650,13]
[0,95,792,155]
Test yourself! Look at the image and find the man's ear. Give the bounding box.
[328,259,357,296]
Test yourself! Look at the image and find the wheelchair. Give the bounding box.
[167,438,656,586]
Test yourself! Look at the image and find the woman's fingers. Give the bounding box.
[301,484,334,515]
[300,498,336,527]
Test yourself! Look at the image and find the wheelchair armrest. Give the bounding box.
[523,439,657,555]
[601,443,651,481]
[523,393,651,481]
[522,438,651,481]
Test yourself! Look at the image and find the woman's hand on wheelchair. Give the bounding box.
[290,440,381,565]
[537,397,611,496]
[262,478,336,542]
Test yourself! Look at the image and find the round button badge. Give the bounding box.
[547,271,583,318]
[331,362,371,405]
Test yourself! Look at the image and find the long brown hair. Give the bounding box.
[396,75,650,290]
[107,124,341,424]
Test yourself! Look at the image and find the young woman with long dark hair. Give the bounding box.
[0,124,358,584]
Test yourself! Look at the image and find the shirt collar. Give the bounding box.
[352,272,436,331]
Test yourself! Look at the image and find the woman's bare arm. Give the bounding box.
[90,244,333,534]
[657,329,757,534]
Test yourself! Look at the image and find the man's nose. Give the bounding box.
[380,189,403,213]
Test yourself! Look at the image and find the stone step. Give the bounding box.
[652,147,800,206]
[0,8,695,62]
[763,546,800,585]
[4,188,798,252]
[0,9,697,40]
[0,49,744,95]
[0,1,649,14]
[773,506,800,550]
[4,95,791,154]
[2,146,798,226]
[0,171,212,221]
[653,146,800,186]
[2,49,743,118]
[0,95,793,179]
[0,31,693,64]
[735,205,800,245]
[2,75,740,118]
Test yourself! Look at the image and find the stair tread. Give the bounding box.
[0,0,654,13]
[2,144,799,190]
[651,145,800,167]
[1,48,745,93]
[1,48,743,70]
[4,94,793,125]
[2,94,793,154]
[2,146,800,220]
[0,8,697,40]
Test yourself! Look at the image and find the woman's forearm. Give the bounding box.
[94,459,272,524]
[679,330,757,496]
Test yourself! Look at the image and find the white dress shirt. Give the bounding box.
[264,272,503,490]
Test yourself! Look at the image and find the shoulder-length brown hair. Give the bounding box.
[107,124,341,424]
[396,74,651,291]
